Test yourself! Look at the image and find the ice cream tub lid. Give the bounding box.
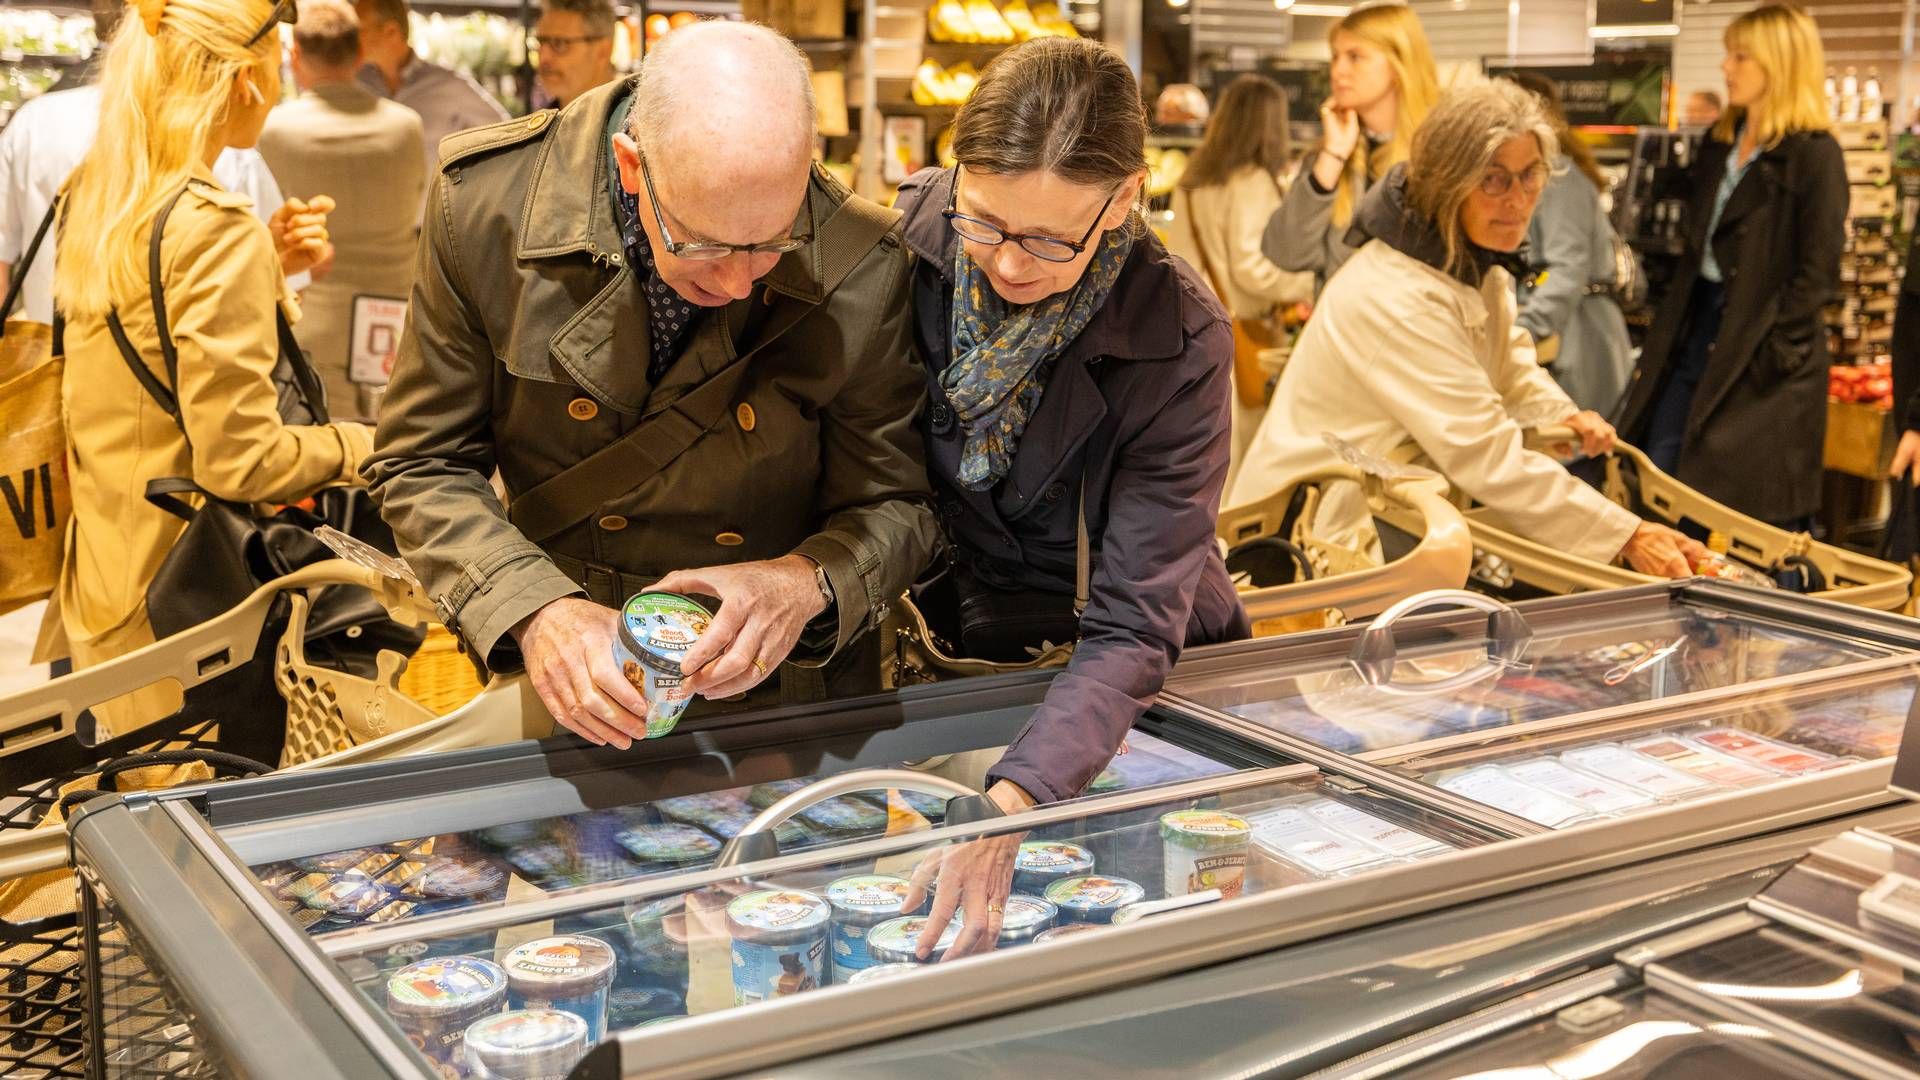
[1159,809,1252,849]
[727,890,830,941]
[999,894,1057,935]
[1014,841,1094,876]
[618,592,713,676]
[848,963,923,985]
[866,915,962,963]
[825,875,912,922]
[463,1008,587,1077]
[1043,876,1145,915]
[747,778,812,810]
[608,985,684,1027]
[306,874,389,916]
[798,796,888,833]
[1034,923,1105,944]
[386,956,507,1019]
[500,936,617,996]
[416,858,507,900]
[615,823,720,865]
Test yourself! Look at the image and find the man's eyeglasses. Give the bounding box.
[1480,162,1551,199]
[243,0,296,48]
[638,153,813,260]
[943,169,1111,264]
[534,34,609,57]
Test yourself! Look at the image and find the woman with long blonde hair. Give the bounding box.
[1260,2,1438,296]
[1618,3,1845,530]
[51,0,369,730]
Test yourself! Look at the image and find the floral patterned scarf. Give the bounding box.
[943,226,1133,491]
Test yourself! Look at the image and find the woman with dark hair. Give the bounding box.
[1505,71,1633,415]
[1165,74,1314,491]
[891,36,1249,958]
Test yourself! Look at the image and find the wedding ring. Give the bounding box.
[986,902,1004,914]
[751,658,767,676]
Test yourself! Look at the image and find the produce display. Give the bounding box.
[1829,359,1893,409]
[911,58,978,106]
[0,9,94,57]
[1145,145,1189,197]
[926,0,1077,43]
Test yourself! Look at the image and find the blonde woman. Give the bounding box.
[1164,74,1314,493]
[1261,3,1438,294]
[1233,80,1704,580]
[1619,4,1844,531]
[52,0,370,729]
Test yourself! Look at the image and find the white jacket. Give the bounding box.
[1164,166,1315,319]
[1230,236,1641,564]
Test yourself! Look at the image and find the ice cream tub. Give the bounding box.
[865,915,963,965]
[847,962,923,985]
[386,955,508,1075]
[997,894,1058,947]
[825,874,916,983]
[727,889,830,1004]
[614,823,720,868]
[607,984,684,1029]
[1012,841,1094,895]
[622,894,691,979]
[1034,923,1105,944]
[500,935,618,1042]
[1160,809,1252,899]
[415,858,509,903]
[1043,876,1146,924]
[614,591,714,739]
[462,1008,587,1080]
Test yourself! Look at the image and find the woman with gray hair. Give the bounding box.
[1232,79,1704,578]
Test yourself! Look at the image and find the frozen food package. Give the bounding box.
[1504,757,1657,816]
[1689,727,1853,775]
[1244,804,1398,886]
[1558,743,1721,800]
[1432,765,1596,829]
[1297,797,1453,859]
[1625,734,1779,788]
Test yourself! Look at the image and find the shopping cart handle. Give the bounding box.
[712,769,990,868]
[1350,589,1533,686]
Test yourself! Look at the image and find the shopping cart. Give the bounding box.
[0,561,549,1078]
[1219,447,1474,635]
[1371,427,1913,611]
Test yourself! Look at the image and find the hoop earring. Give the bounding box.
[244,77,266,106]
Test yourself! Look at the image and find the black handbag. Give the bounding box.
[101,183,422,756]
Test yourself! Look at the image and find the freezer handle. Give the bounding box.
[1350,589,1533,687]
[713,769,994,868]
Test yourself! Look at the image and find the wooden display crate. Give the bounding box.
[1825,398,1895,480]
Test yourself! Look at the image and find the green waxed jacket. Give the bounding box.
[365,78,937,697]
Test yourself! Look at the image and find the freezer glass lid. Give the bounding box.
[1173,601,1888,755]
[314,765,1486,1074]
[1389,985,1849,1079]
[243,726,1240,941]
[1646,923,1920,1074]
[1398,663,1915,830]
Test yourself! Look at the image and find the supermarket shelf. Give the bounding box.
[0,50,86,65]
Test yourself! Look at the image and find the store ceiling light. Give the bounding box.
[1273,0,1295,10]
[1589,22,1679,37]
[1288,3,1353,14]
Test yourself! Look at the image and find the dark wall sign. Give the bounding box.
[1597,0,1675,26]
[1489,55,1672,127]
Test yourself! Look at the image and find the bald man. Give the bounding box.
[366,23,936,747]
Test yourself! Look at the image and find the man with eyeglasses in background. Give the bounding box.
[535,0,620,109]
[354,0,510,191]
[366,21,936,747]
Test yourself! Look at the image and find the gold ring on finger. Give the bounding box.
[751,658,767,676]
[987,902,1004,914]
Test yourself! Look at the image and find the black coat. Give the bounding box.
[894,167,1250,804]
[1618,130,1848,523]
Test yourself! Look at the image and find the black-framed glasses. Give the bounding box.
[1480,162,1551,199]
[533,33,609,56]
[243,0,296,48]
[638,153,814,260]
[942,168,1112,263]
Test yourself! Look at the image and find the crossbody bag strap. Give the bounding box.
[1073,469,1089,618]
[0,198,58,325]
[507,188,903,545]
[106,184,195,441]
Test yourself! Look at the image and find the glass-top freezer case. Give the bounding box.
[65,582,1920,1080]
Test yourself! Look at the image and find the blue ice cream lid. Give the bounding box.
[866,915,962,963]
[1043,875,1145,916]
[798,796,889,833]
[1000,894,1057,935]
[727,889,830,938]
[747,778,812,811]
[386,956,507,1018]
[615,823,720,865]
[463,1008,588,1078]
[824,875,912,920]
[619,592,713,676]
[1014,841,1094,877]
[848,962,923,985]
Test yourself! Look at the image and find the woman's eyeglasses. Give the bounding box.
[943,170,1112,264]
[639,153,813,260]
[1480,162,1551,199]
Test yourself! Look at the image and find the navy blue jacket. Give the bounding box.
[896,167,1251,803]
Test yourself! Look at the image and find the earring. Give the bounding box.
[245,77,266,105]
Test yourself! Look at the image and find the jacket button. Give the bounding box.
[1044,482,1067,502]
[716,531,745,546]
[736,402,756,432]
[930,403,953,432]
[567,398,599,422]
[598,515,628,531]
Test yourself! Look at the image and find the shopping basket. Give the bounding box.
[0,561,547,1078]
[1219,442,1474,635]
[1372,427,1914,611]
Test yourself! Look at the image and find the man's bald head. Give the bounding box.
[628,22,816,175]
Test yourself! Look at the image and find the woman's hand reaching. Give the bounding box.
[901,780,1037,962]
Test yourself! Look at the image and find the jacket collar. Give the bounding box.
[895,166,1186,364]
[518,77,840,305]
[1346,165,1530,287]
[1702,130,1796,241]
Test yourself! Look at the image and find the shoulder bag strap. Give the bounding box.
[1179,187,1233,308]
[1073,470,1089,618]
[506,191,903,545]
[0,198,59,325]
[106,184,195,441]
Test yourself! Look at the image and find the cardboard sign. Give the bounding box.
[349,294,407,387]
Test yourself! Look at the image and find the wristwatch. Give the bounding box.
[802,555,834,611]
